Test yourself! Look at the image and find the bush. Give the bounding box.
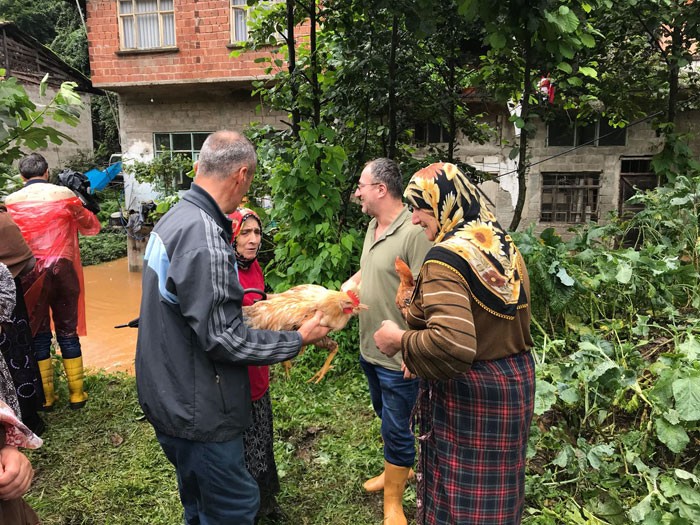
[79,231,127,266]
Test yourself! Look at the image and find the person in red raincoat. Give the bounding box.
[5,153,100,411]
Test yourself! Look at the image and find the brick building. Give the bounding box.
[86,0,288,207]
[85,1,699,232]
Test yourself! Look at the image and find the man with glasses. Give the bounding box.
[342,158,432,524]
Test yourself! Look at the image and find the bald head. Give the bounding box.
[195,131,257,181]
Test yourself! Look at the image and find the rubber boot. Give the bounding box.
[37,359,57,411]
[62,356,88,409]
[383,461,410,525]
[364,467,415,492]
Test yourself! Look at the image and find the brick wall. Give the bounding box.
[87,0,296,88]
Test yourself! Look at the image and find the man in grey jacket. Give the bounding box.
[135,130,330,525]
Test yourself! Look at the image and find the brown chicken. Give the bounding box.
[395,256,416,320]
[242,284,366,383]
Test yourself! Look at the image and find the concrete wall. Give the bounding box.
[117,86,285,207]
[23,83,94,170]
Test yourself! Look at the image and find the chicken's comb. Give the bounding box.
[346,289,360,306]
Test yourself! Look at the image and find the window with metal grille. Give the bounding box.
[414,123,453,144]
[153,132,211,189]
[119,0,175,50]
[540,172,600,223]
[547,116,626,147]
[619,157,658,218]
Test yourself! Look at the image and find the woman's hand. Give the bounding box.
[0,445,34,500]
[401,361,416,380]
[373,320,405,358]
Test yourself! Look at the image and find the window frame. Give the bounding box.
[118,0,176,51]
[540,171,601,224]
[546,116,626,148]
[153,132,211,189]
[229,0,288,46]
[230,0,248,44]
[414,122,453,145]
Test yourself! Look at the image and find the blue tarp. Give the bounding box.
[85,161,122,193]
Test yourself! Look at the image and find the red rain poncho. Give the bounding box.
[6,186,100,336]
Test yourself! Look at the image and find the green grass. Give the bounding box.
[24,349,412,524]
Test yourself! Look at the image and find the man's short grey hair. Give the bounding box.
[18,153,48,179]
[197,131,257,180]
[366,158,403,199]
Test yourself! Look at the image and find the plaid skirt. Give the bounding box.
[416,351,535,525]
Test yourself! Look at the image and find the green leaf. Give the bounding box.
[655,417,690,453]
[489,32,507,49]
[672,376,700,421]
[578,66,598,79]
[556,267,575,286]
[678,335,700,360]
[580,33,596,48]
[534,378,557,415]
[587,443,615,470]
[628,494,653,522]
[615,264,633,284]
[557,62,573,74]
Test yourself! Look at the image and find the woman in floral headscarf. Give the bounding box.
[228,207,284,523]
[374,163,535,525]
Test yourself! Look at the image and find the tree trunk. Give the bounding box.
[287,0,300,138]
[309,0,320,128]
[666,24,682,127]
[387,14,399,158]
[509,37,532,231]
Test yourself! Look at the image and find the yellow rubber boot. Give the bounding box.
[383,461,410,525]
[363,469,385,492]
[364,467,415,492]
[37,358,57,411]
[62,357,88,409]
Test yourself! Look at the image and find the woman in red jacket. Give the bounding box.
[229,207,284,523]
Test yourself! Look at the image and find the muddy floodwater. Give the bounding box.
[81,257,142,374]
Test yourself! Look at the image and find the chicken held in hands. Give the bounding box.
[242,285,366,383]
[394,256,416,320]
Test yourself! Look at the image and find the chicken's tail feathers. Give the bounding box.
[394,256,415,286]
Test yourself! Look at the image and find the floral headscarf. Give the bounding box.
[404,162,527,319]
[228,207,262,271]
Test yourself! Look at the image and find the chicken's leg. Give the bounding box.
[306,337,338,384]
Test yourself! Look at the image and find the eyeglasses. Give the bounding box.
[356,182,382,190]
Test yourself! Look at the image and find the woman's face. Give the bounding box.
[411,207,439,241]
[236,217,262,259]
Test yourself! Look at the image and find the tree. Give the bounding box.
[456,0,606,230]
[0,0,120,159]
[0,71,83,196]
[241,0,493,288]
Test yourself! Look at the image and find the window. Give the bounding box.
[547,116,626,147]
[119,0,175,50]
[619,157,658,218]
[230,1,285,45]
[540,172,600,223]
[231,0,248,43]
[414,123,453,144]
[154,132,211,189]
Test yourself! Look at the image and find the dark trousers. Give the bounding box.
[156,431,260,525]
